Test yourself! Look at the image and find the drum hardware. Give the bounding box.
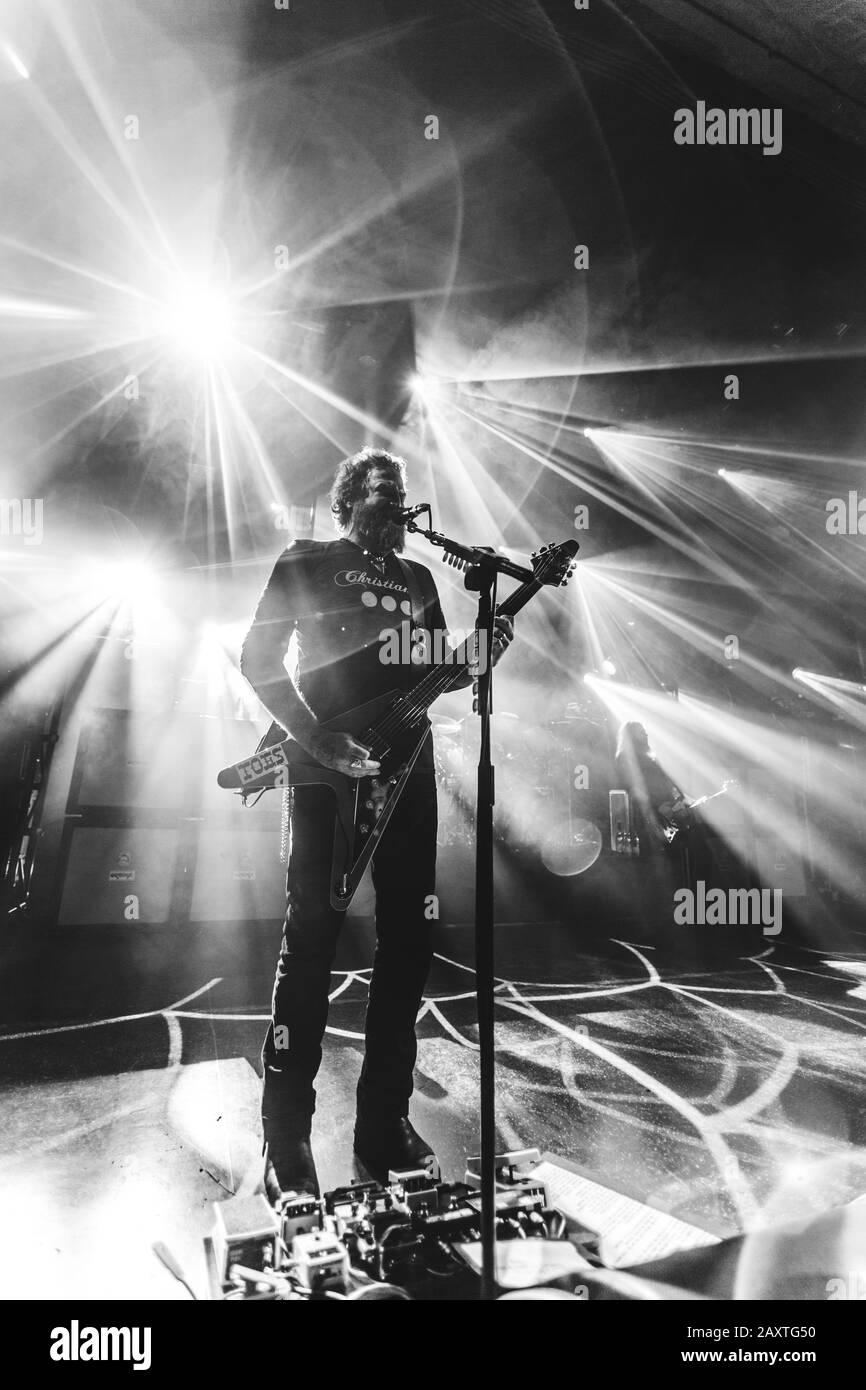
[433,712,606,869]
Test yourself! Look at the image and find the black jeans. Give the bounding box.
[262,773,438,1128]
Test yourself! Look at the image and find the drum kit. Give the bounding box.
[431,709,604,876]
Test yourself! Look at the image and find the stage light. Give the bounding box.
[583,427,594,439]
[3,43,29,80]
[79,555,156,604]
[718,468,727,477]
[792,667,866,694]
[151,279,236,364]
[601,658,617,677]
[109,558,155,600]
[410,372,444,403]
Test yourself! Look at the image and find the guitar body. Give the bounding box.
[660,780,739,848]
[218,691,431,910]
[218,539,578,911]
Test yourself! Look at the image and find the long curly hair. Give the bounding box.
[329,447,407,532]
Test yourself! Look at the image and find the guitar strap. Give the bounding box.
[393,555,433,633]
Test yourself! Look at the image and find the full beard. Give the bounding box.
[354,502,406,555]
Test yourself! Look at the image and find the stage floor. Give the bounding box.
[2,916,866,1299]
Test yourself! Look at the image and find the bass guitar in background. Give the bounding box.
[659,779,739,848]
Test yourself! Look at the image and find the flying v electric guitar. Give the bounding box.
[218,541,578,910]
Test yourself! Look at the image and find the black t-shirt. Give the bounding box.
[242,538,449,775]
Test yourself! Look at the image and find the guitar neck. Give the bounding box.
[400,574,544,714]
[694,786,731,809]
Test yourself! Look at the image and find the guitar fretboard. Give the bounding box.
[362,570,545,752]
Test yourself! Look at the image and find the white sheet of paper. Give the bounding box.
[530,1158,721,1269]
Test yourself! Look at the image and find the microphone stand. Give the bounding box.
[403,510,534,1300]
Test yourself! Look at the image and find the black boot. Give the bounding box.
[263,1126,320,1201]
[353,1115,439,1183]
[262,1066,319,1201]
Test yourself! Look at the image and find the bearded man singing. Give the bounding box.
[240,447,513,1198]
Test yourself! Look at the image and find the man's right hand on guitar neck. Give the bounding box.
[302,728,381,779]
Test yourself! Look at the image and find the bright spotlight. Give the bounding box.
[601,658,617,677]
[79,552,157,603]
[109,558,154,600]
[583,427,594,439]
[792,667,804,681]
[718,468,727,477]
[153,279,236,364]
[410,372,444,403]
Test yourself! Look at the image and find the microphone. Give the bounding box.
[386,502,428,521]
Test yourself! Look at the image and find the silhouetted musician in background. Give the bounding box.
[614,720,688,856]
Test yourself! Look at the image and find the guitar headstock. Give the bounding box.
[530,540,579,587]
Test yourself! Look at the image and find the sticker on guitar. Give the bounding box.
[236,743,290,786]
